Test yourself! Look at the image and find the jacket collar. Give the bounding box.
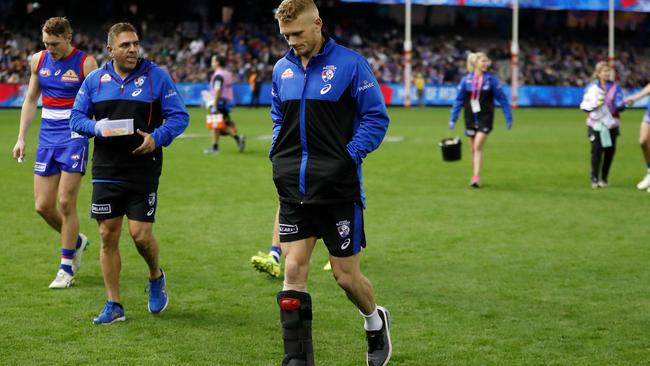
[103,58,152,83]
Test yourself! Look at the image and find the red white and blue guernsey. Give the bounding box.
[35,48,89,176]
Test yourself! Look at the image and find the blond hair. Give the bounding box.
[592,61,610,79]
[275,0,318,23]
[42,17,72,38]
[107,22,137,46]
[466,52,487,72]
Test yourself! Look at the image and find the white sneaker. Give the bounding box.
[49,269,75,289]
[636,174,650,190]
[72,233,89,273]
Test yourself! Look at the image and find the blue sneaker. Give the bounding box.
[147,269,169,314]
[93,300,125,325]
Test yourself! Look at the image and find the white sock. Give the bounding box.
[361,307,383,331]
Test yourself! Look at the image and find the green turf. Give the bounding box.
[1,106,649,365]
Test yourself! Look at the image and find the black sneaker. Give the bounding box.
[366,306,392,366]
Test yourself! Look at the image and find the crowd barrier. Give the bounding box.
[1,82,647,109]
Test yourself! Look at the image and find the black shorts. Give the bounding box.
[91,182,159,222]
[465,125,492,137]
[278,201,366,257]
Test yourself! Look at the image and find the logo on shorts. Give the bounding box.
[70,154,80,161]
[148,193,156,206]
[147,208,155,216]
[92,204,111,214]
[279,224,298,235]
[34,162,46,172]
[72,162,78,169]
[341,238,351,250]
[336,220,350,238]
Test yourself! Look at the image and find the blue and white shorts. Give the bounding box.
[34,144,88,176]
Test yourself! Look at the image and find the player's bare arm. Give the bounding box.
[13,51,44,161]
[83,55,99,77]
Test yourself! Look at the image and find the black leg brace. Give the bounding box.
[277,290,314,366]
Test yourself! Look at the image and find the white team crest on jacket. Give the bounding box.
[322,65,336,82]
[100,74,112,82]
[135,76,146,87]
[281,68,294,80]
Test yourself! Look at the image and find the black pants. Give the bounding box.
[589,126,619,182]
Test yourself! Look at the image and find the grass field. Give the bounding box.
[1,106,649,365]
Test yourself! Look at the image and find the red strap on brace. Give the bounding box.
[279,298,301,311]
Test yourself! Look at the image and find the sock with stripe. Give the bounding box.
[60,248,76,275]
[269,245,281,263]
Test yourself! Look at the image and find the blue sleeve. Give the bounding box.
[151,70,189,147]
[347,57,389,165]
[70,78,97,137]
[269,69,282,160]
[449,77,466,123]
[614,84,625,112]
[493,75,513,126]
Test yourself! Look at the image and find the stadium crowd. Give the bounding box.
[1,18,649,88]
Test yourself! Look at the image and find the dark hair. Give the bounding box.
[212,55,226,67]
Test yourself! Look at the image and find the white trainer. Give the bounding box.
[636,174,650,190]
[49,269,75,289]
[72,233,89,273]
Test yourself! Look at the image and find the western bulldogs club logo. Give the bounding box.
[321,65,336,82]
[148,192,156,206]
[70,154,80,161]
[100,73,112,83]
[39,68,51,77]
[336,220,350,238]
[135,76,146,87]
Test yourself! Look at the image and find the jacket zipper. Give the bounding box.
[298,69,308,204]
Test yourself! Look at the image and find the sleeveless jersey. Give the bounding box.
[36,48,88,147]
[209,68,234,102]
